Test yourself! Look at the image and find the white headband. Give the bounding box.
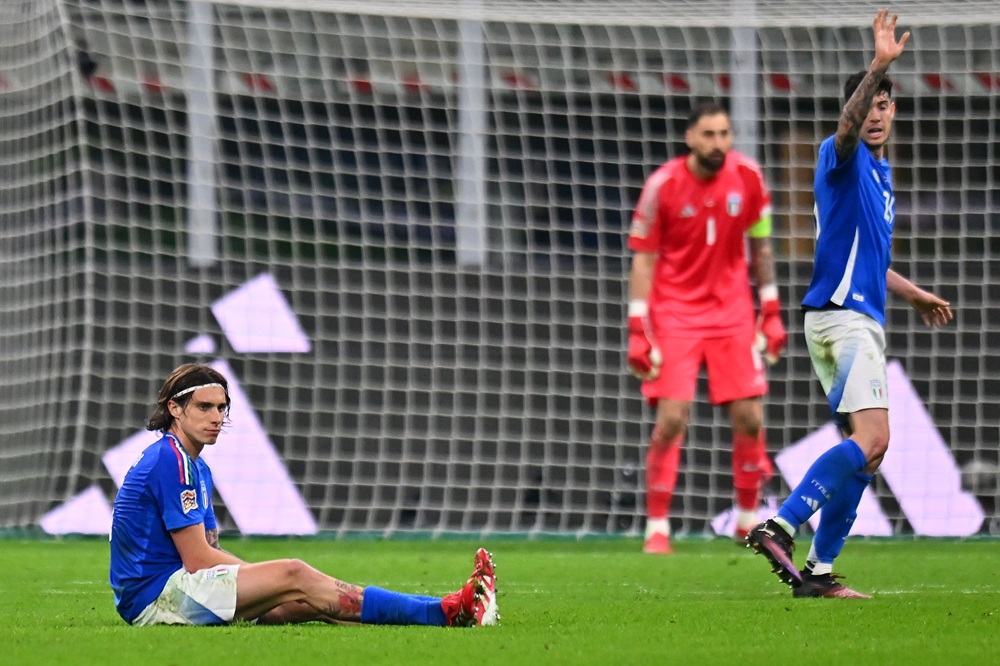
[171,382,225,401]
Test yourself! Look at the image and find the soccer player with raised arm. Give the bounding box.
[746,10,953,598]
[110,363,498,626]
[626,102,787,554]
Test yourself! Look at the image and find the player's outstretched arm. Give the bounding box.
[835,9,911,160]
[887,268,954,328]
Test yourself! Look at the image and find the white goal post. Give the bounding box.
[2,0,999,537]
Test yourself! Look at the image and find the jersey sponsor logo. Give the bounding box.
[180,489,198,514]
[726,193,742,216]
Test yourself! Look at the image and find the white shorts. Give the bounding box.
[804,309,888,417]
[132,564,240,626]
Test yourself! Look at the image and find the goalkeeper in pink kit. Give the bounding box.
[626,102,787,553]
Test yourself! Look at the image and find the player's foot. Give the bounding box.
[643,531,673,554]
[441,548,499,627]
[470,547,499,625]
[745,519,801,588]
[793,572,872,599]
[441,577,483,627]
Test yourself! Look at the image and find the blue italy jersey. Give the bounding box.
[109,433,217,623]
[803,135,895,326]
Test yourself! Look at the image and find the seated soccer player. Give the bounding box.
[109,363,499,627]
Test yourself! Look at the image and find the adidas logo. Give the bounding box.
[800,495,820,512]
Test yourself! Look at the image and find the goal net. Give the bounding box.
[0,0,90,529]
[3,0,998,537]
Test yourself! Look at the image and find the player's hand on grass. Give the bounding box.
[756,297,787,366]
[627,313,661,381]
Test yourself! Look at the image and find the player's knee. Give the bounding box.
[651,418,685,445]
[856,430,890,463]
[276,558,315,586]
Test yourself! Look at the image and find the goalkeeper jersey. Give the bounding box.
[803,135,895,326]
[109,433,217,624]
[628,151,772,336]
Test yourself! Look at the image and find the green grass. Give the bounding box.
[2,538,997,665]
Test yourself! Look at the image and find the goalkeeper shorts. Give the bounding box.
[641,327,767,405]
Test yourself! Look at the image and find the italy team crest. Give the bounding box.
[726,193,742,216]
[870,379,884,400]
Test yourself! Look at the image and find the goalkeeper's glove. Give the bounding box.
[756,285,787,366]
[627,301,662,380]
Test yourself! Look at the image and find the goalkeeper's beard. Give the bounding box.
[696,151,726,174]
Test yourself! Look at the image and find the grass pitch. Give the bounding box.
[1,537,997,665]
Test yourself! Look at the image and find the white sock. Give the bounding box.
[805,542,833,576]
[736,509,758,531]
[645,518,670,538]
[806,561,833,576]
[773,516,796,537]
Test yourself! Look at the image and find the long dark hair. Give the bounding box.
[146,363,231,433]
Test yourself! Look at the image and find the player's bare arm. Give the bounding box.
[834,9,910,160]
[628,251,655,302]
[887,268,953,327]
[205,526,239,556]
[748,236,787,364]
[748,237,776,288]
[626,251,661,380]
[171,522,244,572]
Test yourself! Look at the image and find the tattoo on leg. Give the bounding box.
[336,588,363,620]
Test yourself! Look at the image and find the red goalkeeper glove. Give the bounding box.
[756,287,787,366]
[627,302,661,380]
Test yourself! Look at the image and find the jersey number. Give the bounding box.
[882,191,895,224]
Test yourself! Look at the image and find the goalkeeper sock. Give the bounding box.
[732,431,769,511]
[360,586,447,626]
[776,438,867,531]
[645,436,682,522]
[810,469,873,565]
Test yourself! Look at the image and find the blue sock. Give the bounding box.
[811,470,873,563]
[777,439,867,531]
[359,586,447,626]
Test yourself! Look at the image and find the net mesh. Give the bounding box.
[1,0,998,536]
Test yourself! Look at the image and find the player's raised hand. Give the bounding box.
[872,8,910,66]
[627,310,661,381]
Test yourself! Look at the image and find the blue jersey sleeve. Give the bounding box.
[149,445,208,532]
[816,136,860,183]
